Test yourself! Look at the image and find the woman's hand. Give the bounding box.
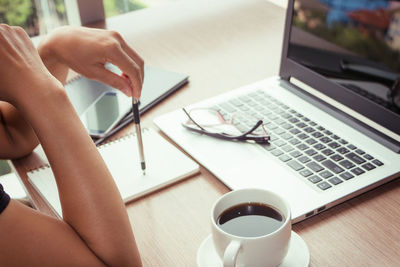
[38,26,144,98]
[0,24,61,106]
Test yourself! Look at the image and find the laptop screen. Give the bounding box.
[280,0,400,138]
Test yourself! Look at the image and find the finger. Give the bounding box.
[119,39,144,85]
[106,45,142,98]
[91,65,133,96]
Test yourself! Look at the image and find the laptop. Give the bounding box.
[154,0,400,223]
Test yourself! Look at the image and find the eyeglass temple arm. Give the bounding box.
[182,108,206,131]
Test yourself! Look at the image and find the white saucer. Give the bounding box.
[197,231,310,267]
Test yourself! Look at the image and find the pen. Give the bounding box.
[132,98,146,174]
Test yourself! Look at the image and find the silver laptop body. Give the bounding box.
[154,0,400,223]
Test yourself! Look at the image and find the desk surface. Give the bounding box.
[13,0,400,266]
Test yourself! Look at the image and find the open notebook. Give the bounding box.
[28,128,199,218]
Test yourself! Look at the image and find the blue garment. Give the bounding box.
[319,0,389,25]
[0,183,10,214]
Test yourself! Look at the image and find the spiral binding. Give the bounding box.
[65,74,83,85]
[27,163,50,174]
[97,128,149,150]
[27,128,148,172]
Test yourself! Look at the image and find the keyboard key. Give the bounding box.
[345,152,366,165]
[314,143,326,150]
[306,138,317,145]
[363,154,373,160]
[323,130,332,135]
[306,162,324,172]
[289,117,300,123]
[351,167,365,176]
[328,142,341,149]
[275,118,286,125]
[298,133,308,140]
[317,182,332,190]
[298,156,311,163]
[282,145,294,152]
[287,160,304,171]
[331,134,340,140]
[273,140,286,147]
[372,159,383,166]
[305,149,317,156]
[320,137,332,143]
[302,117,310,122]
[220,103,236,113]
[320,170,333,179]
[269,134,279,141]
[362,163,376,171]
[347,144,357,150]
[296,122,307,128]
[297,144,309,151]
[311,132,324,138]
[271,149,284,157]
[328,177,343,185]
[290,150,302,158]
[239,106,250,112]
[300,169,313,177]
[313,154,326,162]
[340,172,354,180]
[289,138,300,145]
[322,149,334,156]
[339,139,348,145]
[265,124,278,130]
[316,126,325,131]
[239,96,251,102]
[261,144,275,151]
[267,114,279,120]
[281,123,293,130]
[308,175,322,184]
[331,154,344,162]
[279,154,292,162]
[309,121,317,126]
[281,133,293,140]
[322,160,344,174]
[337,147,349,154]
[273,128,285,135]
[289,128,301,135]
[355,149,365,155]
[304,127,315,133]
[339,159,355,169]
[229,99,244,107]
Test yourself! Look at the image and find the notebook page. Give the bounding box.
[28,128,199,217]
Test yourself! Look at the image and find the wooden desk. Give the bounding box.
[13,0,400,266]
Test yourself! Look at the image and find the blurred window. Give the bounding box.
[0,0,67,37]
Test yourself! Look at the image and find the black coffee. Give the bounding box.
[217,202,284,238]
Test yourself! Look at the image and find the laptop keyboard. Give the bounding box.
[211,89,384,191]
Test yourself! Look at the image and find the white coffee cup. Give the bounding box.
[211,188,291,267]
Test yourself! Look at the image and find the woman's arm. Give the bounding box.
[0,26,145,159]
[0,25,142,266]
[0,102,38,159]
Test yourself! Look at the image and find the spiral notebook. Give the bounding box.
[28,128,199,218]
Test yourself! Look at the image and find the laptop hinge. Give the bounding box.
[281,77,400,153]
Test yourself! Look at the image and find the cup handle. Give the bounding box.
[223,240,241,267]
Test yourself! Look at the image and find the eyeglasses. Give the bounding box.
[181,107,270,143]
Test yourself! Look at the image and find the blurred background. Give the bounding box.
[0,0,179,37]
